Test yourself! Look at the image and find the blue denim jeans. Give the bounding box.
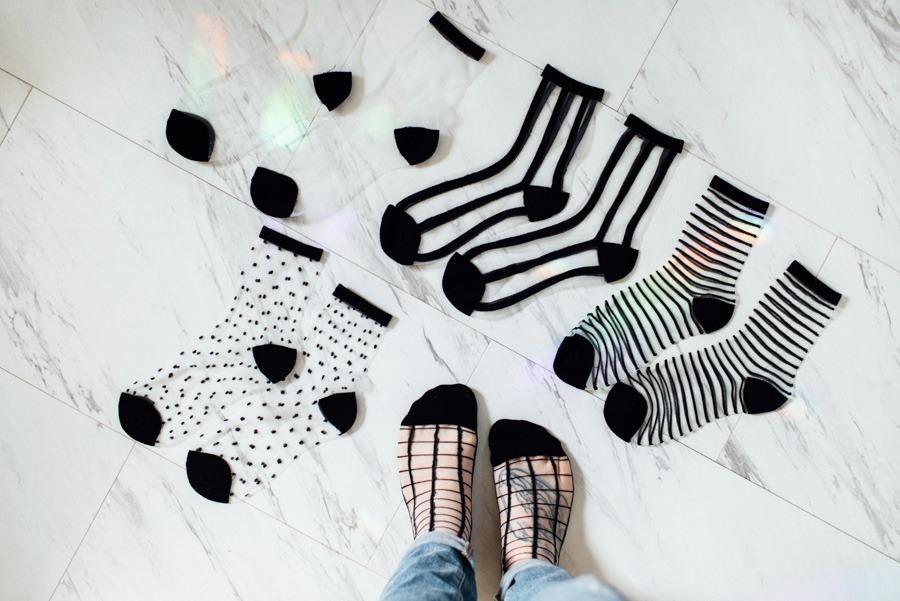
[380,532,624,601]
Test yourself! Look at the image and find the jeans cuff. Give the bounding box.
[499,558,555,596]
[411,530,474,564]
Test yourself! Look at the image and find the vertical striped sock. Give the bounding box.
[604,261,842,445]
[397,385,477,541]
[553,176,769,390]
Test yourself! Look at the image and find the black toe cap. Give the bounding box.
[402,384,477,430]
[186,450,232,503]
[442,253,485,316]
[165,109,215,162]
[603,383,648,443]
[118,393,162,446]
[553,335,595,389]
[380,204,421,265]
[394,126,440,165]
[250,167,298,218]
[488,419,565,467]
[318,391,358,434]
[313,71,352,111]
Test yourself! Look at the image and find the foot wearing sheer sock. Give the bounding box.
[604,261,841,445]
[397,384,478,540]
[490,419,573,571]
[554,176,769,390]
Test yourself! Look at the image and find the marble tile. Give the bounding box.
[0,368,132,601]
[0,0,380,202]
[296,100,835,461]
[0,69,30,140]
[621,0,900,269]
[427,0,677,107]
[370,343,900,600]
[0,88,489,567]
[50,446,387,601]
[720,240,900,562]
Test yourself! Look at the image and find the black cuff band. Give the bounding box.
[429,12,485,61]
[333,285,393,326]
[542,64,605,103]
[787,261,842,306]
[259,227,323,261]
[624,114,685,152]
[709,176,770,215]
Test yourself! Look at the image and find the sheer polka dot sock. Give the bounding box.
[554,176,769,391]
[490,420,573,571]
[604,261,841,445]
[185,284,393,502]
[397,384,478,541]
[118,227,324,446]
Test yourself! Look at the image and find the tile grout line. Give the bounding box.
[815,237,839,276]
[680,440,900,565]
[0,85,32,148]
[363,501,405,568]
[616,0,679,113]
[46,444,135,601]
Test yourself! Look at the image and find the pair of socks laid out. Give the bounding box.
[118,226,394,502]
[441,114,685,315]
[166,109,300,218]
[397,384,573,571]
[553,176,842,445]
[380,64,605,267]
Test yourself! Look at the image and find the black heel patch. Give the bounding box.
[380,204,421,265]
[742,377,789,414]
[166,109,215,162]
[597,242,638,283]
[690,295,735,334]
[523,185,569,222]
[442,253,485,316]
[252,343,297,383]
[250,167,298,218]
[186,450,232,503]
[318,392,358,434]
[394,127,440,165]
[313,71,352,111]
[118,393,162,446]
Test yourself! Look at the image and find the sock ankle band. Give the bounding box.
[429,12,485,61]
[380,65,604,266]
[441,115,684,315]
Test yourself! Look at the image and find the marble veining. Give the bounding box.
[1,0,899,598]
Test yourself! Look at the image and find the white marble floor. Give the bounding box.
[1,1,898,600]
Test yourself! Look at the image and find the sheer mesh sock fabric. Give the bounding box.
[442,115,684,315]
[117,227,324,446]
[186,285,393,502]
[604,261,841,445]
[490,420,573,571]
[380,64,604,265]
[397,384,478,540]
[553,176,769,391]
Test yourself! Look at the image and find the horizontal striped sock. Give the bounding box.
[554,176,769,390]
[604,261,841,445]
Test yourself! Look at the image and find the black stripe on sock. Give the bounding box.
[259,227,324,261]
[332,284,393,326]
[429,12,485,61]
[786,261,842,306]
[542,64,605,102]
[624,114,684,152]
[709,176,770,215]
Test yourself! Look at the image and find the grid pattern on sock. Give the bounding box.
[494,456,573,571]
[398,424,476,540]
[572,180,768,389]
[625,265,840,445]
